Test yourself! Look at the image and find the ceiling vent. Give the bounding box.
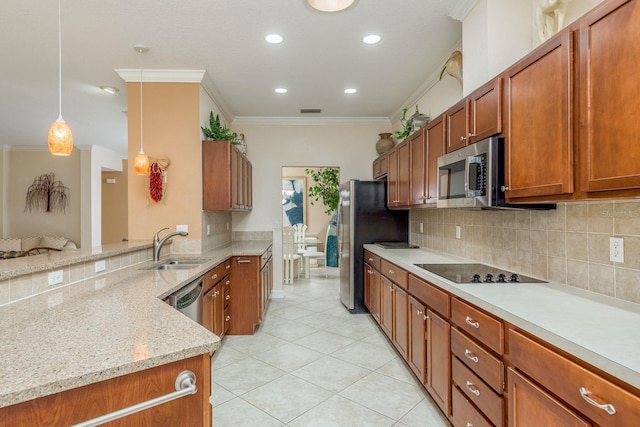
[300,109,321,114]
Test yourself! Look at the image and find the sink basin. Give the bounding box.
[144,258,210,270]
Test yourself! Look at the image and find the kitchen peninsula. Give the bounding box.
[0,239,271,426]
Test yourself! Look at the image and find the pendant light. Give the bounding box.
[48,0,73,156]
[133,45,150,176]
[305,0,358,13]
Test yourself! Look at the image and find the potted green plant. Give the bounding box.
[201,111,236,141]
[304,167,340,215]
[394,108,412,141]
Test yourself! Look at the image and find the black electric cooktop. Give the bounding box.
[414,263,547,284]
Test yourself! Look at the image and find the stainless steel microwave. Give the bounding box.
[436,137,555,210]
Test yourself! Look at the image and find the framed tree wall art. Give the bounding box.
[24,172,69,214]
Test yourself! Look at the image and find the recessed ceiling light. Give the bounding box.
[265,34,283,44]
[305,0,358,13]
[100,85,120,94]
[344,88,357,94]
[275,88,288,94]
[363,34,381,44]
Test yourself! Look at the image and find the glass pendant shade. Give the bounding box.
[305,0,357,12]
[134,150,150,175]
[47,117,74,156]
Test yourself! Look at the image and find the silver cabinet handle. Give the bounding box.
[465,381,480,397]
[416,310,423,316]
[424,314,428,320]
[225,315,231,321]
[368,257,374,262]
[464,349,479,363]
[466,423,475,427]
[468,132,475,138]
[579,387,616,415]
[225,280,230,285]
[465,316,480,329]
[236,259,251,264]
[460,135,466,141]
[211,273,218,280]
[390,288,395,293]
[388,269,395,275]
[501,185,509,192]
[225,295,230,301]
[226,264,231,269]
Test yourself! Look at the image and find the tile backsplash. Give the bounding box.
[410,201,640,304]
[202,211,232,252]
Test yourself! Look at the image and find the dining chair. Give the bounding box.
[282,226,301,284]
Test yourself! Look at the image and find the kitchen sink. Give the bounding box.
[143,258,210,270]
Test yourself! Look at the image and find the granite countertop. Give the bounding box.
[0,240,272,409]
[364,244,640,391]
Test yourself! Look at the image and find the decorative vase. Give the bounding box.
[376,133,395,155]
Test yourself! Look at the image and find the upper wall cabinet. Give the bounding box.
[387,140,411,208]
[504,30,574,200]
[445,78,502,154]
[579,0,640,194]
[373,152,388,180]
[202,141,252,211]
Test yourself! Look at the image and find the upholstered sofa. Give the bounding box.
[0,236,77,258]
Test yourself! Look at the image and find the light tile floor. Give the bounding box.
[211,267,450,426]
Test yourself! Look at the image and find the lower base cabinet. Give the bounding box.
[452,385,493,427]
[427,309,451,417]
[0,355,211,426]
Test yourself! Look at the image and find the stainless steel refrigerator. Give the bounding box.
[338,180,409,313]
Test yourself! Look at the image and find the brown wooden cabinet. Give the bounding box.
[424,114,445,206]
[386,147,399,208]
[202,140,252,211]
[392,283,409,359]
[408,296,427,383]
[202,259,232,338]
[578,0,640,195]
[380,275,394,339]
[364,262,381,323]
[409,129,427,206]
[228,247,272,335]
[1,355,211,426]
[373,153,388,180]
[446,99,469,153]
[504,30,574,200]
[387,140,410,208]
[508,368,590,427]
[427,308,451,417]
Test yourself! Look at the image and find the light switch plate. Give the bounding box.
[176,224,188,233]
[610,237,624,263]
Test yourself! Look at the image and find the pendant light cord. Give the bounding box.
[139,51,144,153]
[57,0,63,120]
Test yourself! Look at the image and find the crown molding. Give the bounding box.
[231,116,391,126]
[115,69,206,83]
[200,72,235,125]
[448,0,479,21]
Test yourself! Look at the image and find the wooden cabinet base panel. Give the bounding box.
[0,355,211,427]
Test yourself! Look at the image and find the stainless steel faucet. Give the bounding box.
[153,227,189,261]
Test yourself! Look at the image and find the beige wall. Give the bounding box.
[5,149,81,245]
[282,166,338,250]
[127,82,202,251]
[102,160,128,244]
[411,201,640,305]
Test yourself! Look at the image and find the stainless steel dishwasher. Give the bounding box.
[169,276,204,324]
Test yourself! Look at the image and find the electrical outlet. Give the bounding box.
[456,225,462,239]
[610,237,624,263]
[94,260,106,273]
[419,222,424,233]
[48,270,64,286]
[176,224,188,233]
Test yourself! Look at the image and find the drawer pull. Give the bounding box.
[237,259,251,264]
[225,315,231,321]
[368,257,374,262]
[466,423,475,427]
[226,280,230,285]
[416,310,423,316]
[226,264,231,269]
[465,381,480,397]
[211,273,218,280]
[225,295,230,301]
[465,316,480,329]
[464,349,479,363]
[579,387,616,415]
[388,269,395,275]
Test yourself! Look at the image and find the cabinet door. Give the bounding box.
[427,309,451,416]
[213,282,225,337]
[392,284,408,359]
[397,141,411,207]
[505,30,573,199]
[380,276,394,338]
[425,114,445,205]
[579,0,640,193]
[231,148,240,209]
[469,77,502,144]
[408,296,427,383]
[409,130,427,206]
[387,148,399,207]
[364,263,381,323]
[446,99,469,153]
[373,154,388,180]
[202,287,214,333]
[508,368,591,427]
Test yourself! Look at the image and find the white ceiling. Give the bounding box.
[0,0,464,155]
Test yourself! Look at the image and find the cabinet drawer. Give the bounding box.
[451,328,504,394]
[224,279,231,306]
[204,259,230,291]
[451,386,492,427]
[453,357,504,427]
[451,298,504,355]
[408,275,450,317]
[380,259,408,289]
[509,329,640,427]
[364,250,380,270]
